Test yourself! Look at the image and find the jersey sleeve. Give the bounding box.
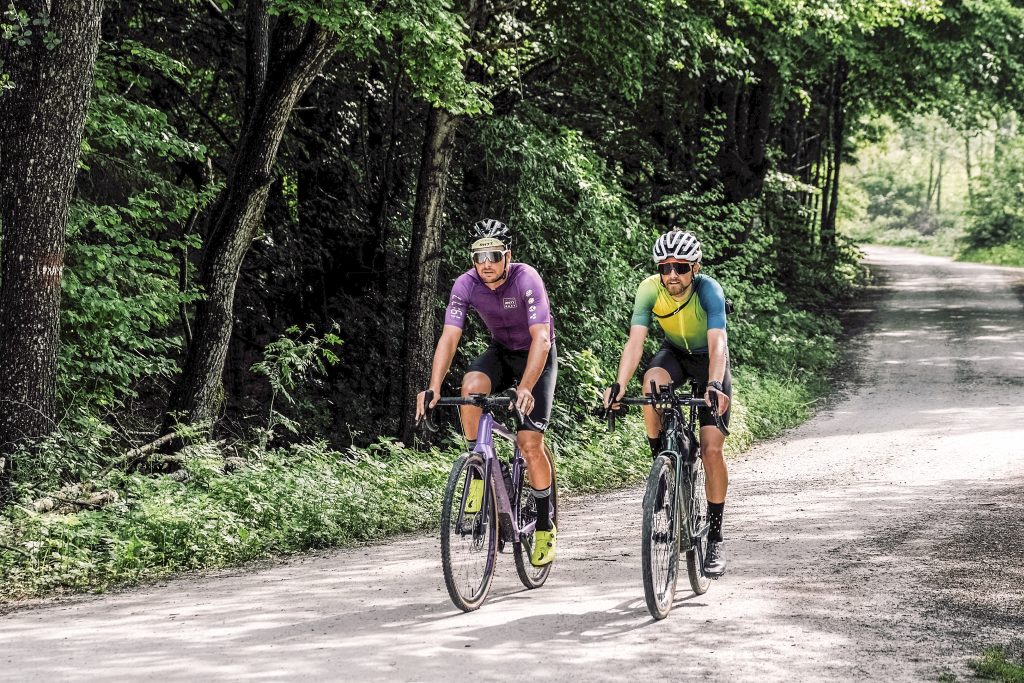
[519,265,551,326]
[443,273,473,329]
[697,275,727,330]
[630,277,658,327]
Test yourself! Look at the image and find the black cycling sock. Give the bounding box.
[708,502,724,542]
[533,487,552,532]
[648,437,661,456]
[466,439,476,451]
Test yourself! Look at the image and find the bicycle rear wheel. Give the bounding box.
[513,445,558,589]
[685,454,712,594]
[642,453,680,620]
[440,453,497,612]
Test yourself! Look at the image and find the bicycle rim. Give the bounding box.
[685,455,711,595]
[513,447,558,588]
[440,453,497,611]
[642,454,680,620]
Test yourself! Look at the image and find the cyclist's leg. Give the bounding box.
[686,357,731,575]
[513,345,557,556]
[688,358,732,506]
[643,344,687,453]
[460,345,505,441]
[514,345,555,491]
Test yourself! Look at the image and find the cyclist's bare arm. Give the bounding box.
[704,327,730,413]
[605,324,649,407]
[515,323,551,414]
[416,325,463,420]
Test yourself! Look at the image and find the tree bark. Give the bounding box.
[964,135,974,207]
[706,72,776,203]
[0,1,104,503]
[399,106,460,443]
[164,16,335,432]
[821,60,846,255]
[397,0,487,443]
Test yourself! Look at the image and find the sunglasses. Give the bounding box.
[472,250,507,264]
[658,262,692,276]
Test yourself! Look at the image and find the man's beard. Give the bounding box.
[664,280,686,295]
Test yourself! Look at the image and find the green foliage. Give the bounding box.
[960,242,1024,267]
[965,134,1024,249]
[251,324,342,446]
[60,44,213,408]
[472,106,649,367]
[970,647,1024,683]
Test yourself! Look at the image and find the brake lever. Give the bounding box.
[418,390,439,433]
[707,390,730,436]
[504,388,525,425]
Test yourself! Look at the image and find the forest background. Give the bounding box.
[0,0,1022,599]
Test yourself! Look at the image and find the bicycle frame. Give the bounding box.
[451,404,538,560]
[655,403,708,559]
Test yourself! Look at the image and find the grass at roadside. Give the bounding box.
[0,364,824,602]
[959,243,1024,268]
[970,647,1024,682]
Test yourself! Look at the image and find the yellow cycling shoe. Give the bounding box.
[464,479,484,513]
[530,526,557,566]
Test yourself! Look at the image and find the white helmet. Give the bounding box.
[652,229,702,263]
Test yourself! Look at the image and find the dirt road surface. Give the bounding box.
[3,246,1022,681]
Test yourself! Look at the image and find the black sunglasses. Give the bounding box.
[472,250,507,264]
[658,262,692,276]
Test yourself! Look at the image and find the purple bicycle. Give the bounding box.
[606,380,728,619]
[420,390,558,612]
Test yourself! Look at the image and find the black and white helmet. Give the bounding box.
[652,229,702,263]
[470,219,512,250]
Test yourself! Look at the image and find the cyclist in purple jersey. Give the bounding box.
[415,220,558,566]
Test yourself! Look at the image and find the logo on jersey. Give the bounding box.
[528,297,535,305]
[526,289,534,297]
[503,297,517,309]
[449,308,463,318]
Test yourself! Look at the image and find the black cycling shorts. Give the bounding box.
[648,342,731,429]
[466,342,558,432]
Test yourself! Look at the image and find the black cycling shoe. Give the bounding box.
[704,541,726,578]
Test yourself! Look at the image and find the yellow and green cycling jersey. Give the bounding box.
[630,273,727,353]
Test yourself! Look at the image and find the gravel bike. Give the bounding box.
[420,390,558,612]
[605,380,728,620]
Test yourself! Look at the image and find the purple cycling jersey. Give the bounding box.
[443,263,555,351]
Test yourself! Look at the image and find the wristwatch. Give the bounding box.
[707,380,724,392]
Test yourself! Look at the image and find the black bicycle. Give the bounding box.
[605,380,728,620]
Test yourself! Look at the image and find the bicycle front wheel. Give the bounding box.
[642,454,680,620]
[513,445,558,589]
[440,453,497,612]
[685,454,712,595]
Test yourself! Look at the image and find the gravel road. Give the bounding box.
[3,246,1022,681]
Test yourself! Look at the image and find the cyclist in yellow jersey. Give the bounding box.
[604,228,732,576]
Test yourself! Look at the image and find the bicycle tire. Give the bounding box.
[642,453,680,620]
[440,453,498,612]
[513,445,559,588]
[685,453,712,594]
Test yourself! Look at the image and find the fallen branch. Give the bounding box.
[98,432,180,477]
[0,543,31,559]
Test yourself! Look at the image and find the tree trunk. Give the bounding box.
[964,135,974,207]
[164,17,336,432]
[0,1,104,503]
[706,75,776,203]
[397,0,487,443]
[399,106,460,443]
[821,60,846,255]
